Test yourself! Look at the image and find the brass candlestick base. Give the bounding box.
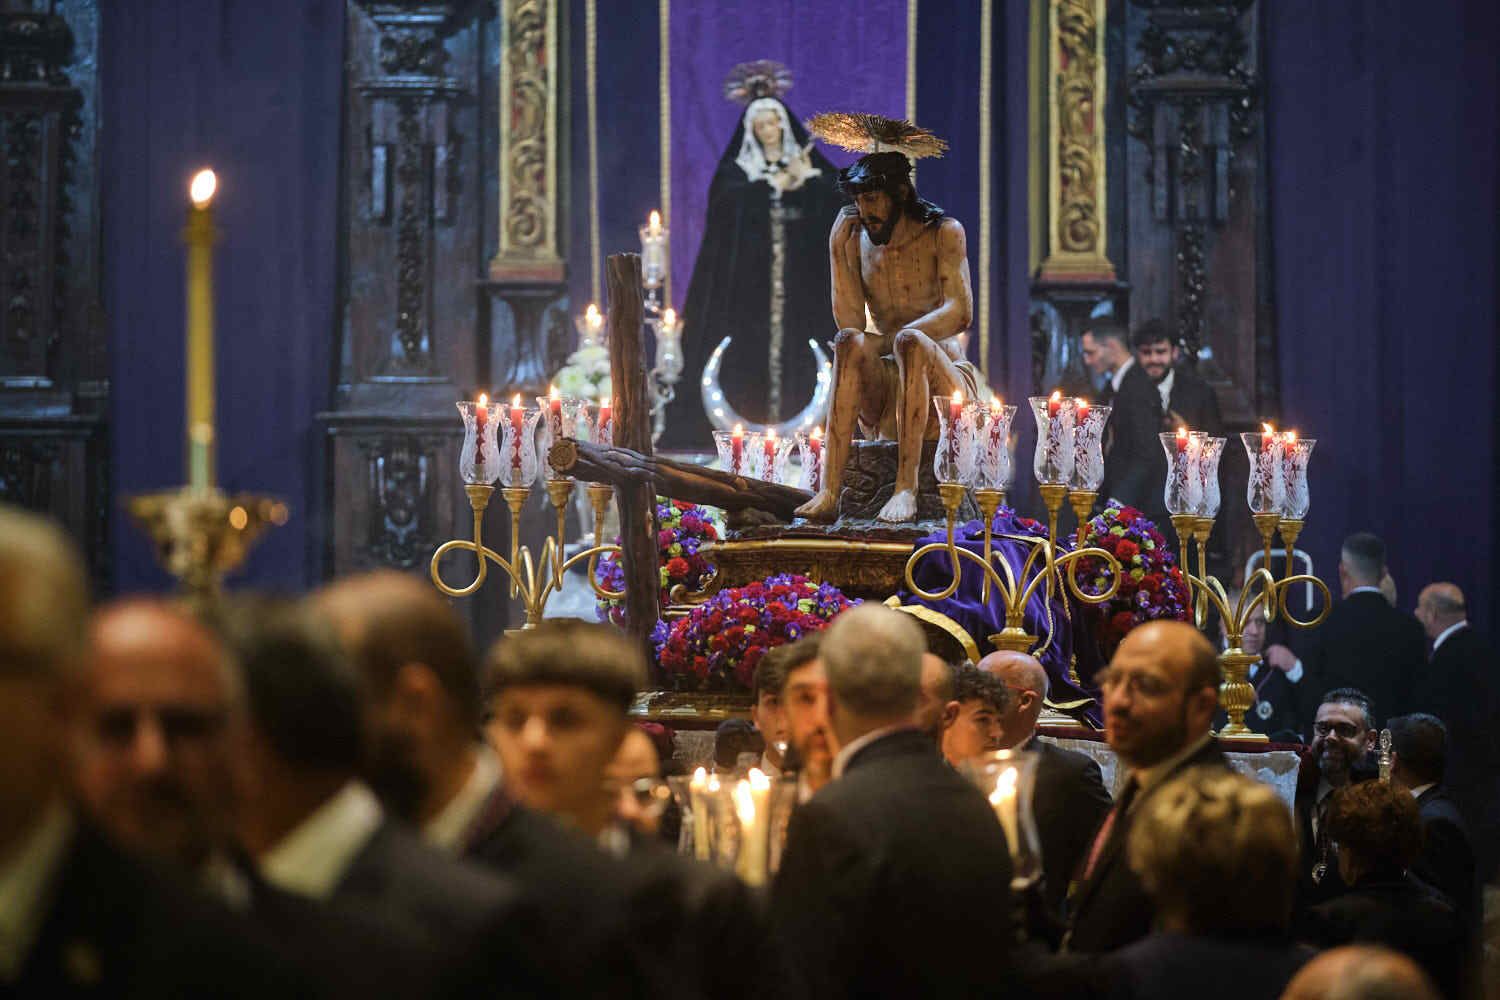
[1278,518,1304,579]
[1217,648,1264,741]
[1068,490,1098,546]
[988,627,1039,653]
[128,487,288,610]
[432,480,624,629]
[1038,483,1068,543]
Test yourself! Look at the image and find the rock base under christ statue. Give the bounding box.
[834,439,980,524]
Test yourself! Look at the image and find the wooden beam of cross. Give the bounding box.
[605,254,662,646]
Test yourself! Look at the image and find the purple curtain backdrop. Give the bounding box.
[666,0,909,306]
[1266,0,1499,631]
[102,1,343,592]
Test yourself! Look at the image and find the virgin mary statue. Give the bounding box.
[663,62,843,450]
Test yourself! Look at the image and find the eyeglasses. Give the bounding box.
[1095,668,1175,699]
[95,705,228,746]
[1312,720,1363,740]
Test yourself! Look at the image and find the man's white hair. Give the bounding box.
[820,604,924,717]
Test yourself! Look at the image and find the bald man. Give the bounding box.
[1413,582,1499,880]
[1280,945,1439,1000]
[913,652,955,742]
[980,651,1110,924]
[1064,621,1227,954]
[71,600,242,869]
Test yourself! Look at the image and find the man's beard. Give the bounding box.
[1318,743,1354,784]
[861,212,900,246]
[365,732,429,822]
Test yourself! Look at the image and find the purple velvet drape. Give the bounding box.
[666,0,909,306]
[103,0,343,591]
[1266,0,1499,630]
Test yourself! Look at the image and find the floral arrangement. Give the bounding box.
[651,574,858,692]
[553,342,612,401]
[1070,501,1190,659]
[596,498,721,626]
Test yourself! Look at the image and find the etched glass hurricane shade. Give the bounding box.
[1070,404,1112,491]
[932,396,979,485]
[457,400,502,485]
[795,431,825,493]
[959,750,1042,889]
[1240,431,1286,515]
[1029,396,1075,486]
[1195,436,1227,518]
[1159,431,1203,516]
[499,402,543,488]
[977,402,1017,492]
[1282,437,1316,519]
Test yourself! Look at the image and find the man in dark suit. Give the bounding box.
[982,650,1112,924]
[1078,322,1130,400]
[229,597,547,997]
[1064,621,1228,954]
[0,505,305,997]
[1294,687,1379,912]
[1300,781,1466,1000]
[1099,320,1171,527]
[1389,713,1479,931]
[1302,533,1426,728]
[1413,582,1500,881]
[772,605,1016,998]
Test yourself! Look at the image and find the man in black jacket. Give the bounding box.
[1302,533,1426,728]
[983,650,1112,924]
[1389,713,1479,931]
[0,505,306,998]
[1413,582,1500,880]
[772,605,1016,999]
[1294,687,1379,913]
[1064,621,1228,954]
[1099,321,1171,527]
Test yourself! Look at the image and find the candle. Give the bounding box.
[990,766,1020,858]
[807,426,823,492]
[763,428,777,479]
[731,423,744,475]
[1283,430,1297,446]
[1261,422,1276,452]
[1176,425,1189,452]
[475,393,489,467]
[510,393,524,469]
[661,306,677,331]
[690,767,711,861]
[1048,390,1062,418]
[734,768,773,886]
[1075,397,1090,424]
[598,394,612,443]
[648,210,662,236]
[585,303,602,334]
[185,168,218,489]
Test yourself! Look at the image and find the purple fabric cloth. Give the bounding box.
[904,508,1106,727]
[667,1,909,302]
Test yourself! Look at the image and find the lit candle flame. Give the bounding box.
[478,392,488,408]
[662,307,677,329]
[549,384,559,401]
[585,303,602,327]
[1177,426,1188,441]
[734,781,756,825]
[648,210,662,234]
[733,423,744,437]
[990,766,1018,806]
[748,767,771,792]
[990,396,1002,412]
[951,388,963,405]
[1050,390,1062,404]
[811,426,823,441]
[766,428,777,442]
[512,393,521,409]
[706,772,721,793]
[599,394,610,409]
[1284,430,1298,445]
[189,168,217,207]
[691,766,707,789]
[1261,422,1275,437]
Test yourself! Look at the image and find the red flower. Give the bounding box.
[1115,539,1140,562]
[665,557,691,579]
[1108,611,1136,637]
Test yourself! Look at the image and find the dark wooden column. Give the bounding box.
[0,2,107,586]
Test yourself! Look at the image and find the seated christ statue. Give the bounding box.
[794,117,979,524]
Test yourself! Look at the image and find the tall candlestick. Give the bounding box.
[763,428,777,479]
[734,768,773,886]
[731,423,744,475]
[1047,390,1062,419]
[690,767,711,861]
[598,394,612,443]
[185,168,218,489]
[1176,425,1189,452]
[510,393,524,470]
[1075,397,1089,424]
[990,766,1020,857]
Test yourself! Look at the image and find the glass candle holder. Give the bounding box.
[1196,436,1227,519]
[594,397,613,447]
[1159,429,1202,516]
[499,399,542,487]
[457,398,502,485]
[655,309,683,382]
[932,395,979,485]
[759,433,795,485]
[639,212,668,291]
[977,400,1017,492]
[536,394,590,477]
[1281,435,1316,519]
[714,428,748,477]
[1029,394,1076,486]
[795,429,825,493]
[1241,429,1285,515]
[959,749,1042,890]
[574,303,604,349]
[1069,402,1112,492]
[743,431,766,480]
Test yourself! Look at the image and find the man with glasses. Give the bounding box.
[1295,687,1378,911]
[981,651,1111,927]
[1063,621,1227,954]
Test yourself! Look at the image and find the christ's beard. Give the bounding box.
[862,214,899,246]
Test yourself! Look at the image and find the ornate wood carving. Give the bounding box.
[1123,0,1271,424]
[1039,0,1115,281]
[356,433,446,568]
[490,0,563,282]
[0,2,106,585]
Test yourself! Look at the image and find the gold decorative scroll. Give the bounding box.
[1038,0,1115,281]
[492,0,564,282]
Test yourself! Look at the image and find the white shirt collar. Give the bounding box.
[831,723,915,779]
[259,781,383,901]
[758,753,783,779]
[1156,368,1175,412]
[1110,356,1135,392]
[1133,732,1212,795]
[0,799,72,981]
[1408,782,1437,801]
[423,744,502,853]
[1348,586,1385,598]
[1432,621,1468,653]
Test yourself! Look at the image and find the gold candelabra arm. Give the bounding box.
[545,479,575,580]
[1217,648,1263,741]
[974,488,1004,604]
[1037,484,1068,565]
[1068,490,1098,548]
[1251,511,1281,622]
[1274,572,1334,629]
[1278,518,1304,581]
[501,486,530,599]
[430,485,506,598]
[1052,545,1124,606]
[1192,517,1213,628]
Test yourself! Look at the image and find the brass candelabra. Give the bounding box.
[904,482,1122,656]
[129,487,288,611]
[430,478,624,629]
